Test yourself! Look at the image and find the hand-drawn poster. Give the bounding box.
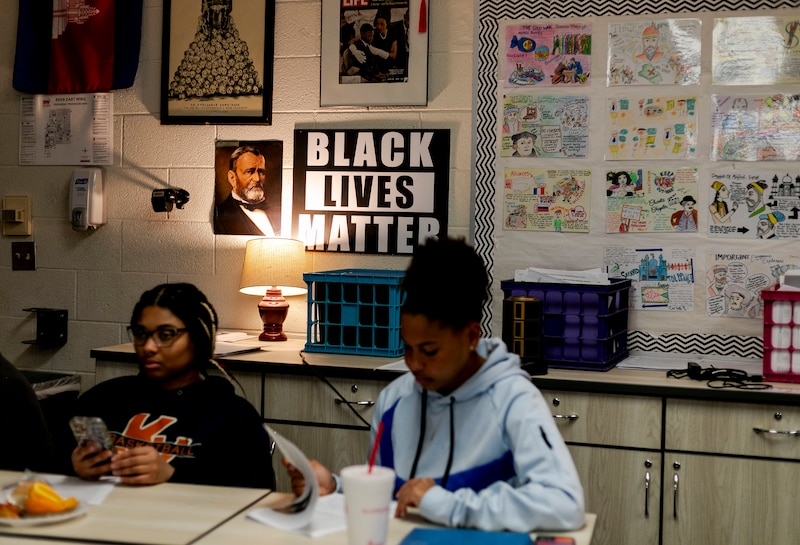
[503,22,591,88]
[605,167,699,233]
[713,16,800,85]
[707,170,800,239]
[606,96,697,160]
[710,94,800,162]
[503,168,590,232]
[501,95,589,158]
[607,19,701,86]
[604,246,696,311]
[706,253,800,318]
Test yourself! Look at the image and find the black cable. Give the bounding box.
[666,362,772,390]
[299,351,371,427]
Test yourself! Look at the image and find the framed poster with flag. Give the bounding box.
[320,0,429,107]
[161,0,275,124]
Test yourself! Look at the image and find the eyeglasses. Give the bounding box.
[127,326,188,348]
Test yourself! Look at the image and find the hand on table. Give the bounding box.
[108,446,175,485]
[395,478,435,518]
[282,457,337,497]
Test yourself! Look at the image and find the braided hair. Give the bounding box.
[131,283,218,372]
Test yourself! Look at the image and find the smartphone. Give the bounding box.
[69,416,116,452]
[535,538,576,545]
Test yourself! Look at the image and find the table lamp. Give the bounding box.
[239,238,307,341]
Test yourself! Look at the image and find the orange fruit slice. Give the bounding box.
[19,482,79,515]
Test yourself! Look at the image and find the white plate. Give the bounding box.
[0,501,88,527]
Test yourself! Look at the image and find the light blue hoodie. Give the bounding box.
[371,337,585,532]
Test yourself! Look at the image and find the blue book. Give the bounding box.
[399,528,532,544]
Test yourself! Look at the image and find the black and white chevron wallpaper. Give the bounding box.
[474,0,798,359]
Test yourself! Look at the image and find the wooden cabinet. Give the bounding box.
[540,390,800,545]
[94,346,800,544]
[662,399,800,545]
[540,390,662,545]
[262,373,386,492]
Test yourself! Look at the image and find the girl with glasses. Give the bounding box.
[70,283,275,489]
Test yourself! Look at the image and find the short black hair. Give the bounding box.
[401,237,488,330]
[131,283,218,371]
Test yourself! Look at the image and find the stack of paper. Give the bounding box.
[514,267,609,285]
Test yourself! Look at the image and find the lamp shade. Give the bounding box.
[239,238,307,297]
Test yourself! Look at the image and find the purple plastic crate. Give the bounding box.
[500,278,631,371]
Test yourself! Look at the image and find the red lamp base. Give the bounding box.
[258,289,289,342]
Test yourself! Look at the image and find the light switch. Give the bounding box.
[2,196,32,236]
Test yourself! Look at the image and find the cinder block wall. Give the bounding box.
[0,1,475,389]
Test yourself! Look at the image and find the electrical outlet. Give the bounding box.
[11,241,35,271]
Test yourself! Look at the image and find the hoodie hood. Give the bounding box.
[420,337,529,405]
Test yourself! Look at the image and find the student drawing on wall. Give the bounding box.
[510,131,541,157]
[745,180,768,218]
[670,195,697,232]
[635,23,664,63]
[757,211,786,239]
[721,98,757,132]
[553,209,564,232]
[607,171,635,197]
[707,264,728,297]
[503,105,521,134]
[709,180,737,224]
[724,284,758,318]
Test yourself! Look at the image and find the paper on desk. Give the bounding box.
[216,331,257,342]
[38,474,117,505]
[247,425,319,532]
[213,341,263,357]
[618,350,763,374]
[375,359,410,372]
[514,267,609,285]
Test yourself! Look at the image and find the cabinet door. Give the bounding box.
[264,374,384,427]
[667,398,800,460]
[269,423,370,493]
[540,390,662,449]
[569,445,661,545]
[662,453,800,545]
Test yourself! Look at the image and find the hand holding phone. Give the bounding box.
[69,416,116,453]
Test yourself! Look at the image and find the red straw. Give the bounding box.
[418,0,427,33]
[368,421,384,473]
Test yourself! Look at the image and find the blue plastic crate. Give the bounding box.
[500,278,631,371]
[304,269,405,357]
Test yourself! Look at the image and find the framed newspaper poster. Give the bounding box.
[320,1,429,107]
[161,0,275,124]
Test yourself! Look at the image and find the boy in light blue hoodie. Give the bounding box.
[286,237,584,532]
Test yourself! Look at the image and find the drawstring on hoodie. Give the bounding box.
[408,390,456,490]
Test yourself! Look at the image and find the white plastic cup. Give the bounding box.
[340,465,395,545]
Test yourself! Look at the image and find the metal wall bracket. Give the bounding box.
[22,308,68,347]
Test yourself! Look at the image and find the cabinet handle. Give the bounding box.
[644,470,650,518]
[752,427,800,436]
[552,413,579,421]
[672,472,679,519]
[334,399,375,407]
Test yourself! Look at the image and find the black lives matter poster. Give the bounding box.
[292,129,450,254]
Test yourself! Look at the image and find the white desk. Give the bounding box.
[193,493,596,545]
[0,470,270,545]
[0,473,595,545]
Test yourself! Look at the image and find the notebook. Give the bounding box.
[399,528,532,544]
